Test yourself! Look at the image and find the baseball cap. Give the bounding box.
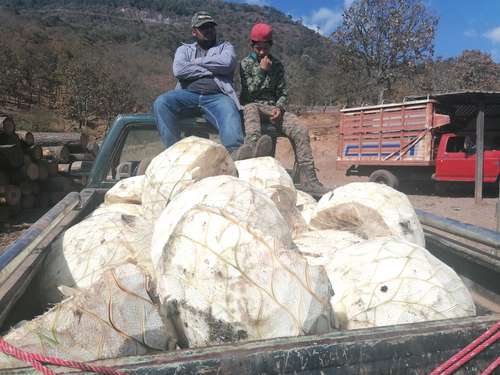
[191,11,217,28]
[250,23,273,42]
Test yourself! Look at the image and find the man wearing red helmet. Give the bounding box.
[240,23,330,198]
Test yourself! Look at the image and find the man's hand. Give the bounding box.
[270,107,282,124]
[260,56,272,71]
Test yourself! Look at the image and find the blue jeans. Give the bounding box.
[153,90,243,151]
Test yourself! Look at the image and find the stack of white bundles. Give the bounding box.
[153,176,334,348]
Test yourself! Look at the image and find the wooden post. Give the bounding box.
[474,104,485,204]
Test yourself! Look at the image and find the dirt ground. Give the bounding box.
[277,112,499,231]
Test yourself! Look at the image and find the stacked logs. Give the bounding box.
[0,115,98,223]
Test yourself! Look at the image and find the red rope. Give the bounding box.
[481,357,500,375]
[0,336,126,375]
[430,321,499,375]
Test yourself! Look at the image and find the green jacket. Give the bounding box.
[239,52,288,110]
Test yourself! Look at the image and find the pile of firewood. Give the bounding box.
[0,114,98,222]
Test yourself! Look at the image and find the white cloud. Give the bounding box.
[344,0,355,8]
[243,0,270,6]
[485,26,500,43]
[302,7,342,35]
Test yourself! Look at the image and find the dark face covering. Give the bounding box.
[192,23,217,50]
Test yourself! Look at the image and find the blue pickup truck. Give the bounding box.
[0,114,499,374]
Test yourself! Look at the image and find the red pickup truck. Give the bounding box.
[336,97,500,190]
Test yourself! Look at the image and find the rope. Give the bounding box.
[0,336,126,375]
[430,321,499,375]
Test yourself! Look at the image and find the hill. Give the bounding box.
[0,0,336,130]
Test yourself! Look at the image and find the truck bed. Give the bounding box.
[0,189,499,374]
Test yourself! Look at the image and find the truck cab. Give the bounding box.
[435,132,500,183]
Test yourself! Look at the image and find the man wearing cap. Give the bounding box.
[240,23,330,197]
[153,11,252,160]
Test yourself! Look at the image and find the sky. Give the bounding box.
[228,0,500,62]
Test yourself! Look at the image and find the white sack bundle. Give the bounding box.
[104,175,144,205]
[90,202,143,217]
[294,230,364,266]
[36,211,153,304]
[151,175,293,268]
[327,237,476,330]
[142,136,237,221]
[310,182,425,246]
[296,190,317,226]
[155,203,334,348]
[0,264,176,370]
[235,157,306,235]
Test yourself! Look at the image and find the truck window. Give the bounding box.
[446,136,466,153]
[105,127,165,181]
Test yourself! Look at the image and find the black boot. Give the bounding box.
[230,143,253,161]
[252,135,273,158]
[297,162,332,199]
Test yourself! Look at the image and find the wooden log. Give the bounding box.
[45,160,58,177]
[0,144,24,168]
[27,144,42,161]
[49,190,67,205]
[9,203,21,217]
[0,133,20,145]
[57,163,70,174]
[19,181,34,195]
[66,143,85,153]
[0,170,8,185]
[39,191,50,209]
[22,162,40,181]
[42,145,70,163]
[37,160,49,181]
[0,206,9,222]
[0,116,15,136]
[16,131,34,146]
[21,194,36,209]
[43,176,74,192]
[0,185,21,206]
[32,132,87,147]
[69,153,94,161]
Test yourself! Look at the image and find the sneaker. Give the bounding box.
[253,135,273,158]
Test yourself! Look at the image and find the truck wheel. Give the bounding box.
[368,169,399,189]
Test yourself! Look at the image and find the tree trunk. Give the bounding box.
[0,116,15,136]
[32,132,87,148]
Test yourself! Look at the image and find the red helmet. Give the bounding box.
[250,23,273,42]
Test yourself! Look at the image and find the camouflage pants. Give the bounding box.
[243,103,314,165]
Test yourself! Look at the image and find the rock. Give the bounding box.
[310,182,425,246]
[296,190,317,226]
[142,137,237,221]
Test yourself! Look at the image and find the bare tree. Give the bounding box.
[332,0,438,103]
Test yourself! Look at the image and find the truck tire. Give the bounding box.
[368,169,399,190]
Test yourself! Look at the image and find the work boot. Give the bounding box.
[297,162,332,199]
[230,143,253,161]
[252,135,273,158]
